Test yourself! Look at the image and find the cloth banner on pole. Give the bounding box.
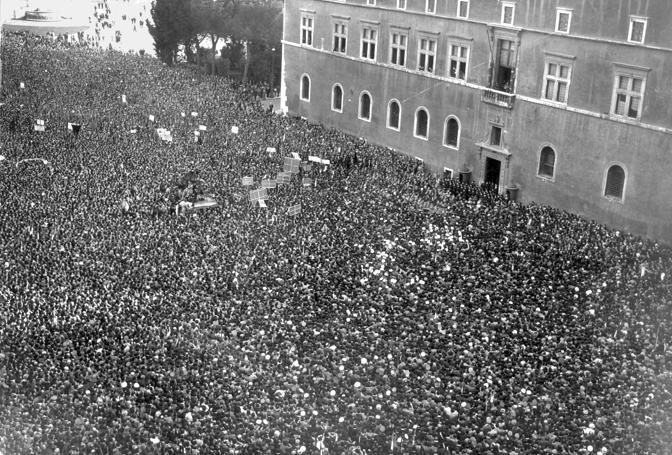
[291,152,301,160]
[276,172,291,185]
[231,126,239,134]
[261,179,277,189]
[199,125,207,131]
[301,162,312,172]
[34,119,45,132]
[242,176,254,186]
[287,204,302,216]
[68,123,82,135]
[148,114,155,122]
[249,188,269,202]
[283,157,301,174]
[266,147,277,155]
[302,178,313,187]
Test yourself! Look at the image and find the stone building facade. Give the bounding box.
[280,0,672,243]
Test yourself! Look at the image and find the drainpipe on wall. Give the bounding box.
[279,0,288,114]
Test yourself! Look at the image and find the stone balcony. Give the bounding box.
[481,87,515,109]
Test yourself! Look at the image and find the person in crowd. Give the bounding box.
[0,31,670,455]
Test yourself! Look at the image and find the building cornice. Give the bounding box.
[302,0,672,54]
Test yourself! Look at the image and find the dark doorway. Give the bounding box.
[484,157,501,190]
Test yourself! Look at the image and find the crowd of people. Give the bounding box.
[0,32,671,455]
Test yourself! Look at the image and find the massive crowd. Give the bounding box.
[0,32,671,455]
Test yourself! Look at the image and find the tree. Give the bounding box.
[148,0,196,66]
[192,0,240,75]
[235,2,282,83]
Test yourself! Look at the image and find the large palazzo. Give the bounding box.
[280,0,672,244]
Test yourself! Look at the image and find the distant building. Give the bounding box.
[3,0,90,35]
[280,0,672,243]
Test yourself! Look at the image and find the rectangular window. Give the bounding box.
[367,0,376,5]
[555,9,571,33]
[418,38,436,73]
[397,0,406,9]
[333,22,347,54]
[490,125,502,146]
[361,27,378,61]
[300,14,314,46]
[457,0,469,18]
[612,74,645,119]
[628,16,647,43]
[390,32,407,67]
[542,61,571,103]
[448,44,469,80]
[501,2,515,25]
[426,0,436,14]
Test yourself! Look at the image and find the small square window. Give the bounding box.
[490,125,502,146]
[457,0,469,18]
[556,9,571,33]
[501,2,515,25]
[628,17,647,43]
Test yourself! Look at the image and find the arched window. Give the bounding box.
[444,116,460,148]
[604,164,626,200]
[332,84,343,112]
[387,99,401,130]
[414,107,429,139]
[359,91,372,121]
[300,74,310,101]
[537,146,556,178]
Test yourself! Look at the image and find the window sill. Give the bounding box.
[609,113,641,123]
[604,195,625,204]
[387,125,400,132]
[300,98,310,102]
[331,108,343,113]
[541,98,567,107]
[447,76,468,84]
[443,144,459,150]
[414,135,429,141]
[358,117,372,122]
[536,174,555,183]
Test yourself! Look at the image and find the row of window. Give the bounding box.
[308,19,473,81]
[301,16,649,120]
[334,0,649,44]
[298,76,628,201]
[300,75,462,147]
[537,147,628,201]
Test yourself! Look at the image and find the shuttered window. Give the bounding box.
[388,100,401,130]
[359,92,372,121]
[444,117,460,148]
[605,165,626,199]
[538,146,555,178]
[415,108,429,139]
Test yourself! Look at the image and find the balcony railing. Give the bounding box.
[481,88,515,109]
